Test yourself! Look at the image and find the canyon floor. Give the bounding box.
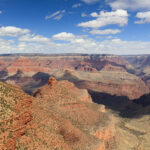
[0,54,150,150]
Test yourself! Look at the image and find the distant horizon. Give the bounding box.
[0,52,150,56]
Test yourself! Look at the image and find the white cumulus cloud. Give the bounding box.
[0,26,30,37]
[0,28,149,55]
[78,9,128,28]
[135,11,150,24]
[100,39,150,55]
[19,34,50,43]
[107,0,150,11]
[52,32,75,41]
[90,29,121,35]
[90,12,99,17]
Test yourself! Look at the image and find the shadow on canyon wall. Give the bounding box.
[0,69,8,78]
[23,72,50,94]
[23,73,150,119]
[89,90,150,119]
[1,69,150,119]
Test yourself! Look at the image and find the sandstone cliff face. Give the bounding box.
[0,54,149,99]
[123,55,150,91]
[0,54,146,100]
[75,64,99,73]
[53,68,149,100]
[0,78,118,150]
[0,54,131,76]
[33,77,118,150]
[75,79,149,100]
[6,57,50,76]
[101,64,127,72]
[0,54,150,149]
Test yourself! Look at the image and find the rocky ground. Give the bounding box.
[0,77,119,150]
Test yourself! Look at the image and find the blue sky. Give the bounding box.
[0,0,149,54]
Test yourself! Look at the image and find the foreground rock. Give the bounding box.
[0,81,33,149]
[33,77,118,150]
[0,78,118,150]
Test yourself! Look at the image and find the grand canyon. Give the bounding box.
[0,54,150,150]
[1,0,150,149]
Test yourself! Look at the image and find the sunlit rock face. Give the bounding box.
[33,77,117,150]
[0,78,119,150]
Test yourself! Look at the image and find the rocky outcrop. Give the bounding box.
[48,77,57,87]
[75,64,99,73]
[0,78,118,150]
[6,57,50,75]
[0,52,150,149]
[33,77,118,149]
[0,54,145,100]
[123,55,150,91]
[0,54,132,75]
[101,64,126,72]
[53,68,149,100]
[75,79,149,100]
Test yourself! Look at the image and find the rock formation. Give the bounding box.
[75,64,99,73]
[123,55,150,91]
[5,57,50,76]
[0,54,150,149]
[0,54,149,99]
[53,68,149,99]
[0,78,118,150]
